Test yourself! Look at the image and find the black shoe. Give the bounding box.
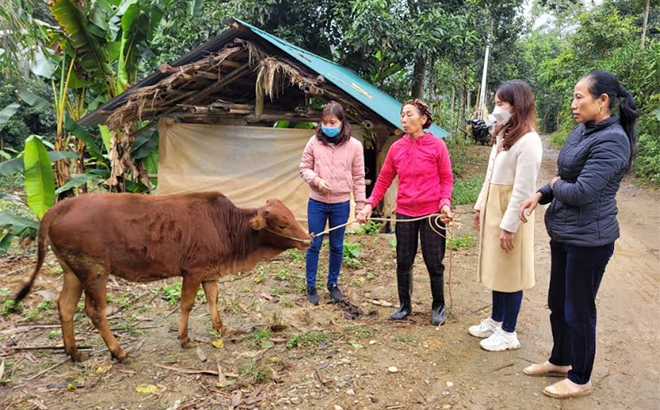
[307,287,319,305]
[430,275,446,326]
[327,283,343,302]
[390,269,412,320]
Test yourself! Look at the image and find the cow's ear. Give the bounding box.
[250,213,267,230]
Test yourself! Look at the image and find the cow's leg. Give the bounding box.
[178,276,201,348]
[83,268,128,362]
[202,280,223,335]
[57,264,84,362]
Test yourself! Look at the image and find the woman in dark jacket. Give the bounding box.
[518,70,637,399]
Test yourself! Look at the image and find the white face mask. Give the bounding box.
[492,106,512,126]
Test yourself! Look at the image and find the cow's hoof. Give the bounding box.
[112,351,131,363]
[180,339,197,349]
[117,355,134,364]
[69,351,88,362]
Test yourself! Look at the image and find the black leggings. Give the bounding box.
[395,213,446,280]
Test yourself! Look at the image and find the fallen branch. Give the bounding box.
[26,358,70,381]
[8,345,92,351]
[153,363,237,378]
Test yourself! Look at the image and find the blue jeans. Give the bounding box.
[491,290,523,333]
[305,199,350,289]
[548,240,614,385]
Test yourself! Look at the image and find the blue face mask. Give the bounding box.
[322,125,341,138]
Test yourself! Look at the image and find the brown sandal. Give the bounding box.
[543,379,592,399]
[523,363,570,377]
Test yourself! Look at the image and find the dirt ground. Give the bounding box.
[1,138,658,410]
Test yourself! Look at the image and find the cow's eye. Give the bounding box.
[279,225,287,230]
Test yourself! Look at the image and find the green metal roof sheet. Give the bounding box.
[234,19,449,138]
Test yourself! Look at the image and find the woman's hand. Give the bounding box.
[550,176,561,189]
[500,229,515,253]
[440,204,453,223]
[474,210,481,232]
[356,204,373,224]
[519,192,542,223]
[317,179,332,194]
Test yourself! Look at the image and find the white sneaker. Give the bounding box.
[480,327,521,351]
[468,317,501,338]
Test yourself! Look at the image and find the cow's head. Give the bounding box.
[250,199,311,250]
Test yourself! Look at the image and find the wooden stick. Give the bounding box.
[153,363,237,378]
[491,362,515,373]
[26,358,69,381]
[8,345,92,351]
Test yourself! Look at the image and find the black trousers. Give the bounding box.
[548,240,614,385]
[394,213,446,306]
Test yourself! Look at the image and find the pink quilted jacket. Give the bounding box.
[299,136,366,209]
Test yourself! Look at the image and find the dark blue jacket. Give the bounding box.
[538,116,630,247]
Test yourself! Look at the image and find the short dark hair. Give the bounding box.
[315,101,352,145]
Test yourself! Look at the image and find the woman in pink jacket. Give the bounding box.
[299,101,366,305]
[357,99,453,325]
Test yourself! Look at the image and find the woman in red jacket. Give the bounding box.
[357,99,453,325]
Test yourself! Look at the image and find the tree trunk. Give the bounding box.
[641,0,650,48]
[411,56,426,99]
[450,87,456,130]
[467,88,472,118]
[456,69,467,133]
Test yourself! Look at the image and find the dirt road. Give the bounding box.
[1,138,658,410]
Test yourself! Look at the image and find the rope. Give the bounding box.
[311,212,462,310]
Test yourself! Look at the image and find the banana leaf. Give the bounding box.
[23,136,56,219]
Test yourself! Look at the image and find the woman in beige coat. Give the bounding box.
[468,80,543,351]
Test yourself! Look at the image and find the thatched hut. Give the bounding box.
[79,18,449,224]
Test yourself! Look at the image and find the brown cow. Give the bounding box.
[15,192,310,362]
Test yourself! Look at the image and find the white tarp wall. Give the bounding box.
[157,121,387,230]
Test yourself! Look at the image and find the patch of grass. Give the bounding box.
[0,287,10,298]
[48,329,61,339]
[286,331,329,349]
[24,300,55,322]
[221,296,245,314]
[270,286,287,296]
[390,237,397,253]
[276,269,289,281]
[452,175,483,206]
[238,362,271,384]
[107,293,132,309]
[342,325,373,340]
[253,266,267,283]
[285,249,305,263]
[161,282,182,305]
[160,282,203,305]
[343,241,362,267]
[268,311,284,328]
[354,220,382,235]
[248,327,273,349]
[448,233,476,251]
[1,300,22,316]
[281,299,294,308]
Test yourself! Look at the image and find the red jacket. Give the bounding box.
[367,133,453,217]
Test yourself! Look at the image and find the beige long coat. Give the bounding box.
[475,131,543,292]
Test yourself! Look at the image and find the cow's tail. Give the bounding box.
[14,207,58,305]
